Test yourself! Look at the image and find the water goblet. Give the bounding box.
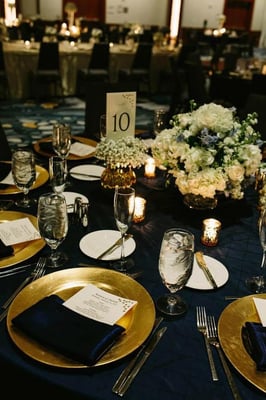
[49,156,67,194]
[113,186,135,272]
[37,192,68,268]
[157,228,195,316]
[153,109,169,136]
[11,149,36,208]
[246,209,266,293]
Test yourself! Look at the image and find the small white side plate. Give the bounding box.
[69,165,104,181]
[186,255,229,290]
[79,230,136,261]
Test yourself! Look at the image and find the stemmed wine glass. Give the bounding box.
[113,186,135,272]
[11,149,36,208]
[37,192,68,268]
[246,209,266,293]
[157,228,195,316]
[52,123,71,186]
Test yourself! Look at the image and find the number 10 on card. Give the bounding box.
[106,92,136,139]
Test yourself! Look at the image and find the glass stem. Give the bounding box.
[120,233,126,261]
[260,250,266,270]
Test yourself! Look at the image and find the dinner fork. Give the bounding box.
[206,315,242,400]
[196,306,219,381]
[0,257,46,322]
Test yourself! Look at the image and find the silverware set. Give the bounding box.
[112,317,166,396]
[0,257,46,323]
[197,306,242,400]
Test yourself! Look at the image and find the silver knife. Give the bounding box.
[112,316,163,393]
[70,172,101,179]
[115,327,167,396]
[97,234,132,260]
[195,251,218,289]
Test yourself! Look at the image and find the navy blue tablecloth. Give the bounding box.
[0,158,265,400]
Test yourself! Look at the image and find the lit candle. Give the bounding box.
[24,40,30,49]
[201,218,221,247]
[144,157,156,178]
[133,196,146,223]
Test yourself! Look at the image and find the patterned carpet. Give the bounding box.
[0,95,170,150]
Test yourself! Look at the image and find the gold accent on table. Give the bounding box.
[0,165,49,195]
[101,165,136,189]
[218,293,266,393]
[33,136,97,160]
[7,267,155,368]
[0,211,45,269]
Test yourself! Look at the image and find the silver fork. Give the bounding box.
[206,315,242,400]
[0,257,46,322]
[196,306,219,381]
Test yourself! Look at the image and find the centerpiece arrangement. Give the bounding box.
[151,101,263,209]
[95,136,148,189]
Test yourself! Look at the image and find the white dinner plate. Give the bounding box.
[79,230,136,261]
[186,255,229,290]
[62,192,88,213]
[69,165,104,181]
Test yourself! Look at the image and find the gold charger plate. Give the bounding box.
[33,136,97,160]
[0,211,45,269]
[7,267,156,368]
[0,164,49,195]
[219,293,266,393]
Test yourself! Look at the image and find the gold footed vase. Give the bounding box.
[101,165,136,189]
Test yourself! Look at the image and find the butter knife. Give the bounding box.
[114,327,167,396]
[97,234,132,259]
[70,172,101,179]
[195,251,218,289]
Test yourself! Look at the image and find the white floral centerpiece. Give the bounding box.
[151,101,263,202]
[95,136,148,188]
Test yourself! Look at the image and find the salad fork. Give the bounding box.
[0,257,46,322]
[206,315,242,400]
[196,306,218,381]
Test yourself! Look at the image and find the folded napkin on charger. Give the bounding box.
[12,294,125,366]
[245,322,266,371]
[0,239,13,258]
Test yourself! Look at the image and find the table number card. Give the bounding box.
[106,91,136,139]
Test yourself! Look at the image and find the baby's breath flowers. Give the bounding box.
[95,136,149,169]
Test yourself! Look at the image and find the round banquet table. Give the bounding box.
[0,149,265,400]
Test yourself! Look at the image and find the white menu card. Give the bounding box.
[0,217,41,245]
[106,91,136,139]
[63,283,137,325]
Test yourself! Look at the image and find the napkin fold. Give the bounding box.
[12,294,125,366]
[0,239,13,258]
[245,322,266,371]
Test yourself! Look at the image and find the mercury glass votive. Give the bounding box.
[133,196,146,223]
[201,218,221,247]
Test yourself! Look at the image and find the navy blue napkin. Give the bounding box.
[0,163,11,181]
[0,239,13,258]
[12,294,125,366]
[245,322,266,371]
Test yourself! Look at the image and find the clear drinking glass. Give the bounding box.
[157,228,195,316]
[49,156,67,194]
[11,149,36,208]
[246,209,266,293]
[37,193,68,268]
[52,123,72,160]
[153,109,169,136]
[113,186,135,272]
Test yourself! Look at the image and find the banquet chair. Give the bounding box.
[76,43,110,97]
[185,61,210,105]
[84,81,138,140]
[118,42,153,95]
[31,42,63,100]
[0,122,12,161]
[0,42,9,99]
